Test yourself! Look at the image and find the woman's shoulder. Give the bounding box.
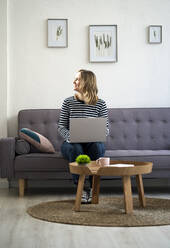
[97,98,107,106]
[63,96,74,103]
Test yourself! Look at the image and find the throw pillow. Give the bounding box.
[19,128,55,153]
[15,138,31,155]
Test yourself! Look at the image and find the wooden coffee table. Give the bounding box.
[69,160,153,214]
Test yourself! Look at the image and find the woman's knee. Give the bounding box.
[96,142,105,152]
[72,143,84,154]
[61,142,84,162]
[92,142,105,154]
[87,142,105,160]
[69,144,84,162]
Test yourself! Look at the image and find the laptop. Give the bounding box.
[69,117,107,143]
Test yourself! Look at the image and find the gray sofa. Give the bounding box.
[0,108,170,196]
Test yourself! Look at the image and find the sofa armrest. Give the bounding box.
[0,137,16,178]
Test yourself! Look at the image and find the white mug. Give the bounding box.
[96,157,110,166]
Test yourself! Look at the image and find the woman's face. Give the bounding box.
[73,72,83,93]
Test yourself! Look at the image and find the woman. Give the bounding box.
[58,69,109,203]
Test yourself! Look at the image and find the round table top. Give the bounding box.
[69,160,153,176]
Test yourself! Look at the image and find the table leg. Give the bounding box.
[136,174,146,207]
[92,175,100,204]
[74,174,85,211]
[122,176,133,214]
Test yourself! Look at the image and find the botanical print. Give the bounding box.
[56,26,63,40]
[149,25,162,44]
[89,25,117,62]
[94,32,112,57]
[48,19,68,47]
[153,30,157,39]
[151,27,161,42]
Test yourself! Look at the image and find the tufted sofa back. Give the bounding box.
[18,108,170,151]
[107,108,170,150]
[18,109,62,151]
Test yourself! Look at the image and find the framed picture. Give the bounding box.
[48,19,68,47]
[89,25,118,63]
[148,25,162,44]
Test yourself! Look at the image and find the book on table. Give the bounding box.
[109,164,135,167]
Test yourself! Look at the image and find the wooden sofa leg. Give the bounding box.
[19,179,25,197]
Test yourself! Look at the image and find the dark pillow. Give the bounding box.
[19,128,55,153]
[15,138,30,155]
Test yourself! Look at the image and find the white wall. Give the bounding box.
[0,0,7,137]
[7,0,170,136]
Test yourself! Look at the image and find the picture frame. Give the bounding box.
[148,25,162,44]
[48,19,68,48]
[89,25,118,63]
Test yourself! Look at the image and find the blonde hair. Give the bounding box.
[78,69,98,105]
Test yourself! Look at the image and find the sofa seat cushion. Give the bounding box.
[105,150,170,170]
[15,152,69,172]
[105,150,170,157]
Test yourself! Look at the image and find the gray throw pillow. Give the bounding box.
[15,138,31,155]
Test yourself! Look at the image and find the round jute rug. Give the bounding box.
[27,197,170,227]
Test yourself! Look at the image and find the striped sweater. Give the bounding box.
[58,96,109,142]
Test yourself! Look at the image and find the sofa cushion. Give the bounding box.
[105,150,170,170]
[15,152,69,172]
[15,138,30,155]
[19,128,55,153]
[105,150,170,157]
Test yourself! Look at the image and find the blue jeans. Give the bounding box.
[61,142,105,187]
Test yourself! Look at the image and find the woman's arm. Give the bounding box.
[98,100,109,136]
[58,99,70,142]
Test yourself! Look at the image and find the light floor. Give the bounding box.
[0,187,170,248]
